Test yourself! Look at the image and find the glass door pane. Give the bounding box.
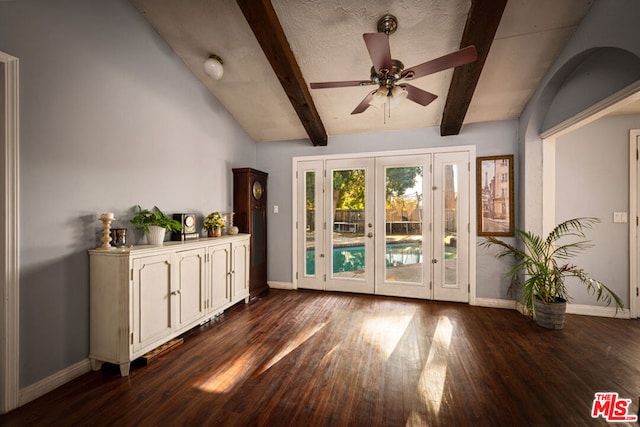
[331,168,366,279]
[443,164,458,285]
[296,160,324,290]
[325,158,374,294]
[433,152,469,303]
[375,156,431,299]
[305,170,317,277]
[384,166,423,283]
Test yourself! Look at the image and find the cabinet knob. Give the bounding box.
[170,290,181,296]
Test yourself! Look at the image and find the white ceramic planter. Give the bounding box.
[146,225,166,245]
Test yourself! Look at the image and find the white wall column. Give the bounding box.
[541,137,556,235]
[0,50,20,413]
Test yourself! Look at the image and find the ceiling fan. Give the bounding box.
[310,14,478,115]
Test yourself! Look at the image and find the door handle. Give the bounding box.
[367,232,373,238]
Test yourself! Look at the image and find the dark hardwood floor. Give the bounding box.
[2,289,640,426]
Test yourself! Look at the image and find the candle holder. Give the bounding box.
[98,212,116,250]
[227,211,239,235]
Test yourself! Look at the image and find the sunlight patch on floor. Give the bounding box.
[256,322,327,375]
[408,316,453,423]
[197,350,256,394]
[362,310,415,359]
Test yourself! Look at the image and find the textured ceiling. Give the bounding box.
[131,0,596,143]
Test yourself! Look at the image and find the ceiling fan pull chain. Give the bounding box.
[384,100,387,124]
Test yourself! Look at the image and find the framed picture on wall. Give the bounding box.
[477,155,514,236]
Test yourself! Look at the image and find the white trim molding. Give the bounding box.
[565,304,631,319]
[0,51,19,414]
[18,359,91,407]
[630,129,640,319]
[268,281,294,290]
[514,301,628,319]
[473,298,517,310]
[540,80,640,140]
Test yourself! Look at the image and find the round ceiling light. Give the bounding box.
[203,54,224,80]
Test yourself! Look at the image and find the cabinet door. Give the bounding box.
[208,243,231,314]
[132,253,175,353]
[176,248,207,330]
[232,239,250,301]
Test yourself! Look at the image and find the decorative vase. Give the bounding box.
[146,225,166,245]
[228,212,239,235]
[534,297,567,329]
[208,227,222,237]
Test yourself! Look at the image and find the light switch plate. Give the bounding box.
[273,205,279,214]
[613,212,628,223]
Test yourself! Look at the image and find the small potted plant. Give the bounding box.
[480,217,623,329]
[130,205,181,245]
[204,211,225,237]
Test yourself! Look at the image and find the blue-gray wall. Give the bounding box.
[556,115,640,307]
[0,0,256,387]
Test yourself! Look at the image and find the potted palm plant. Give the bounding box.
[130,205,181,245]
[480,217,623,329]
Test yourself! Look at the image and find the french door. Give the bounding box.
[296,151,470,303]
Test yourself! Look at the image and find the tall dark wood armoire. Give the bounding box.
[233,168,268,299]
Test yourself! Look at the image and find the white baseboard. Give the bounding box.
[566,303,631,319]
[268,281,294,290]
[18,358,91,407]
[473,298,517,310]
[471,298,630,320]
[515,301,628,318]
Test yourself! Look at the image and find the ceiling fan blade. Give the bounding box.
[401,84,438,106]
[310,80,374,89]
[403,45,477,80]
[363,32,392,73]
[351,90,376,115]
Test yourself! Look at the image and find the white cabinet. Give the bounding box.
[206,238,250,315]
[175,248,207,330]
[131,253,175,354]
[89,234,250,376]
[232,239,250,301]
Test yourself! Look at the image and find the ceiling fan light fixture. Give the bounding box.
[203,54,224,80]
[369,86,388,108]
[390,85,408,107]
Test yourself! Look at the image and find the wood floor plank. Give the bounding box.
[2,289,640,426]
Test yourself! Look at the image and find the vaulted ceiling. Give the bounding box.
[130,0,594,146]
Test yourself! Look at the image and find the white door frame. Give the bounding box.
[630,129,640,318]
[292,146,476,303]
[0,51,20,413]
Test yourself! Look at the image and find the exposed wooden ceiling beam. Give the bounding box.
[236,0,327,146]
[440,0,508,136]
